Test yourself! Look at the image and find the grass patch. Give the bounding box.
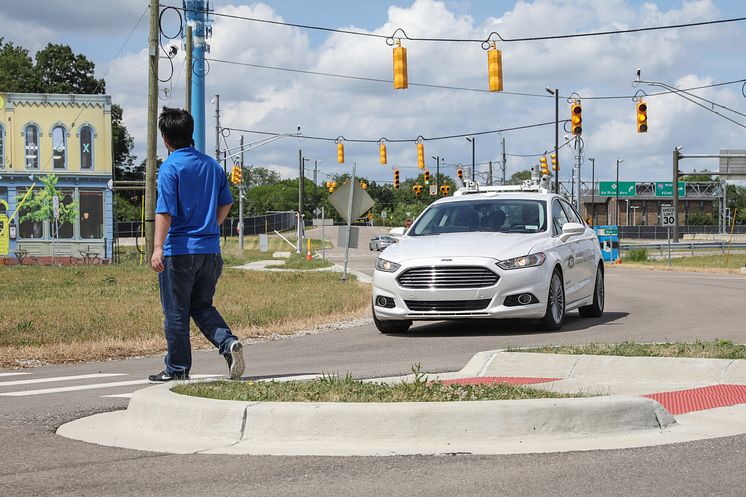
[0,263,369,368]
[515,339,746,359]
[280,254,333,270]
[173,366,572,402]
[626,248,648,262]
[622,253,746,270]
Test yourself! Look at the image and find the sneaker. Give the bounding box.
[226,340,245,380]
[147,370,189,383]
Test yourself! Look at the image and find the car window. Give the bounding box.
[560,201,583,225]
[410,199,547,236]
[552,199,570,237]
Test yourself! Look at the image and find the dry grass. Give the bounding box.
[0,264,370,368]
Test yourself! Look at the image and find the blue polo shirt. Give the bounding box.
[156,147,233,256]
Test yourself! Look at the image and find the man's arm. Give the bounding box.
[151,213,172,272]
[217,204,232,225]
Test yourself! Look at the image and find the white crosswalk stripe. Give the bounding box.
[0,373,126,387]
[0,372,31,377]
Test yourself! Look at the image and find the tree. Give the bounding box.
[18,174,78,230]
[0,38,38,91]
[680,170,717,182]
[34,43,105,94]
[112,104,137,179]
[507,170,531,185]
[245,166,281,189]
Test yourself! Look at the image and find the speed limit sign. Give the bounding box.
[661,205,675,226]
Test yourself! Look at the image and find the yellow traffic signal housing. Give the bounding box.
[445,185,451,195]
[230,165,242,185]
[413,183,423,197]
[539,155,549,176]
[393,39,408,89]
[571,101,582,135]
[379,142,387,164]
[393,169,400,189]
[457,167,463,180]
[636,101,648,133]
[337,142,345,163]
[360,181,367,190]
[424,170,430,184]
[550,152,558,171]
[487,42,503,92]
[417,142,425,168]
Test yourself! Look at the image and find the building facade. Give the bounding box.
[0,93,113,261]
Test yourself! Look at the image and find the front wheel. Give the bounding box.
[539,269,566,331]
[372,303,411,334]
[579,264,604,318]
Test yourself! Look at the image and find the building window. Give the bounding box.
[80,126,94,170]
[18,189,43,239]
[80,190,103,239]
[24,124,40,170]
[55,189,74,239]
[0,124,5,169]
[52,126,67,169]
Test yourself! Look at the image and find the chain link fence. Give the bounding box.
[619,225,746,239]
[116,211,297,239]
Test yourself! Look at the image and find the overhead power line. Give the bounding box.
[163,4,746,44]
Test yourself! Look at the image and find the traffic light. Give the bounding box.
[417,142,425,169]
[487,42,503,92]
[393,39,408,90]
[230,165,242,185]
[570,100,582,136]
[439,184,451,196]
[337,141,345,163]
[393,169,400,189]
[457,167,463,180]
[379,141,387,164]
[424,170,430,185]
[412,183,423,197]
[539,155,549,176]
[550,152,559,171]
[636,100,648,133]
[360,181,367,190]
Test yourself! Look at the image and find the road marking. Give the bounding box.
[0,374,223,397]
[101,393,133,399]
[0,373,126,387]
[0,373,30,377]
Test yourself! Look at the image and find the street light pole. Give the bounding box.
[616,159,623,226]
[545,87,559,193]
[431,155,441,192]
[466,137,475,182]
[589,157,595,225]
[673,147,681,241]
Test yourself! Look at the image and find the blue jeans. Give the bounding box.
[158,254,238,376]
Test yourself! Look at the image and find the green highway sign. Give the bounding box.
[598,181,636,197]
[655,182,686,197]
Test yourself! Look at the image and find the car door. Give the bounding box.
[550,199,582,304]
[559,201,597,300]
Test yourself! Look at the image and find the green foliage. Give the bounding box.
[0,38,38,91]
[34,43,105,94]
[679,170,717,182]
[687,212,718,226]
[627,248,648,262]
[508,170,532,185]
[517,340,746,359]
[18,174,78,225]
[112,104,136,178]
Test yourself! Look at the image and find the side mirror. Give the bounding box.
[560,222,585,242]
[389,227,405,238]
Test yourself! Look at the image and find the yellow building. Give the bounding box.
[0,93,113,261]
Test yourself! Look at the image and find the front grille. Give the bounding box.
[397,266,499,289]
[404,299,492,312]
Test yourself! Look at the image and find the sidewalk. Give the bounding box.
[57,351,746,456]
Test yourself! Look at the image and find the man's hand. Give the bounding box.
[151,247,165,272]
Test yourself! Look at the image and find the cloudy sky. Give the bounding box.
[3,0,745,185]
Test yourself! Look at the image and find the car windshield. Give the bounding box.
[409,199,547,236]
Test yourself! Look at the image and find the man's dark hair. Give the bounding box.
[158,107,194,149]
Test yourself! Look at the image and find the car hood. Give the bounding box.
[380,232,547,262]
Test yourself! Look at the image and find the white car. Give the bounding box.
[372,186,604,333]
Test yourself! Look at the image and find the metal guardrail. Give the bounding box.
[621,241,746,254]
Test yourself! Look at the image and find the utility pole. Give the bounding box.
[488,161,493,186]
[501,137,507,185]
[672,148,681,241]
[545,88,559,193]
[467,137,476,182]
[574,139,582,210]
[616,159,623,226]
[431,155,441,192]
[589,158,595,225]
[214,94,222,172]
[297,149,304,254]
[185,25,192,113]
[144,0,159,261]
[313,160,319,185]
[238,135,244,253]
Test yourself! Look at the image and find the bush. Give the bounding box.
[627,248,648,262]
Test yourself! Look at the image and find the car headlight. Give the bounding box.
[375,258,401,272]
[496,252,546,270]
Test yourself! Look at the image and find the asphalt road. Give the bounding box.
[2,236,746,496]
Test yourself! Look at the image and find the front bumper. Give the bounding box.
[372,257,551,321]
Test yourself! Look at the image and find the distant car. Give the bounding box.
[369,235,397,251]
[371,184,604,334]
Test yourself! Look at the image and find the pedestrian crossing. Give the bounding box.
[0,372,324,398]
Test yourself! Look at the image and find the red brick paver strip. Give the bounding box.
[644,384,746,415]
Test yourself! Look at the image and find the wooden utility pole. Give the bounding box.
[185,25,192,113]
[145,0,159,261]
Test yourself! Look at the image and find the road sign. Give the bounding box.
[313,207,321,216]
[380,210,387,219]
[599,181,636,197]
[655,182,686,197]
[661,206,675,226]
[328,181,375,223]
[719,149,746,179]
[429,185,437,196]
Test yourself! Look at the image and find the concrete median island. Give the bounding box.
[56,348,746,456]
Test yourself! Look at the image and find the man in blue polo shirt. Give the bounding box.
[148,107,245,382]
